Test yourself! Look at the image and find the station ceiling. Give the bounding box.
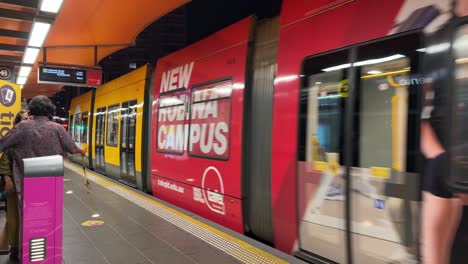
[0,0,189,98]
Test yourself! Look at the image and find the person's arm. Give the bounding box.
[421,121,445,159]
[0,123,23,152]
[57,125,85,155]
[0,150,15,194]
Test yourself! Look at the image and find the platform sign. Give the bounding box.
[0,81,21,138]
[0,66,14,82]
[38,65,102,87]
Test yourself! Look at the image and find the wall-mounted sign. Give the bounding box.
[38,65,102,87]
[0,66,14,82]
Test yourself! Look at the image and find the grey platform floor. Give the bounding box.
[0,166,302,264]
[62,168,246,264]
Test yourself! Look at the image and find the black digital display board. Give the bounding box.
[38,65,87,86]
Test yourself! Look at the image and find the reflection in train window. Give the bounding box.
[156,91,187,155]
[95,107,106,146]
[69,115,73,137]
[358,57,410,169]
[450,25,468,185]
[106,104,120,147]
[80,112,89,143]
[188,79,232,160]
[351,34,422,264]
[73,113,81,142]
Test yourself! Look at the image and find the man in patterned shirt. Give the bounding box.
[0,95,85,193]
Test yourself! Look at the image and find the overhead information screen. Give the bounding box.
[38,65,102,87]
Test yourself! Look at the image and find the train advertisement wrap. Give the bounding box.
[67,0,468,262]
[151,18,250,232]
[157,79,231,159]
[274,0,468,263]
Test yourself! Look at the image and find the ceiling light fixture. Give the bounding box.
[23,48,40,64]
[18,66,32,77]
[40,0,64,13]
[17,76,27,85]
[28,22,51,47]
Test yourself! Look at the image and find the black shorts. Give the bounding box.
[423,152,453,198]
[423,145,468,198]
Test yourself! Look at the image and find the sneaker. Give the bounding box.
[325,186,345,201]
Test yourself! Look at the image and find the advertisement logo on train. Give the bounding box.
[151,18,250,232]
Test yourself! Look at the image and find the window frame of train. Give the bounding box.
[68,115,73,137]
[297,31,423,263]
[445,17,468,193]
[119,99,138,185]
[80,111,89,143]
[95,107,107,173]
[187,77,233,161]
[106,104,120,147]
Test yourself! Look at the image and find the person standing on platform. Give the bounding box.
[0,109,31,259]
[0,95,85,260]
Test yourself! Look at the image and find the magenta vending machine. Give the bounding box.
[21,155,63,263]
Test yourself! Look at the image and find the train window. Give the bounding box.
[80,112,88,143]
[297,33,422,263]
[156,91,188,155]
[450,25,468,186]
[188,78,232,160]
[121,102,129,149]
[127,100,137,149]
[351,33,422,264]
[106,104,120,147]
[95,107,106,146]
[73,113,81,142]
[95,107,106,171]
[297,49,349,263]
[69,115,73,137]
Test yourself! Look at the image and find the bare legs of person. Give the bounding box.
[421,192,462,264]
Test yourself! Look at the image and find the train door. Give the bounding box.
[350,34,422,264]
[105,104,120,179]
[119,100,137,186]
[95,107,106,173]
[298,49,349,263]
[444,19,468,192]
[297,33,422,263]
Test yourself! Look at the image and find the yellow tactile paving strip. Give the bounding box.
[64,161,289,264]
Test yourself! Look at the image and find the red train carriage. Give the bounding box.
[82,0,468,263]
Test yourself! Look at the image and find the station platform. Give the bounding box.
[0,161,304,264]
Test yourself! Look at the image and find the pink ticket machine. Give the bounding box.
[21,155,63,263]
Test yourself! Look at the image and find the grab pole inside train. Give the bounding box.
[21,155,64,263]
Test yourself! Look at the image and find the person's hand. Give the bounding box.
[76,147,86,156]
[4,175,14,195]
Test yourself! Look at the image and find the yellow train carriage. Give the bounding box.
[68,91,93,167]
[92,65,148,187]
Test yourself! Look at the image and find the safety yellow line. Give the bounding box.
[64,161,288,264]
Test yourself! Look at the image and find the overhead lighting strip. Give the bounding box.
[16,0,64,88]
